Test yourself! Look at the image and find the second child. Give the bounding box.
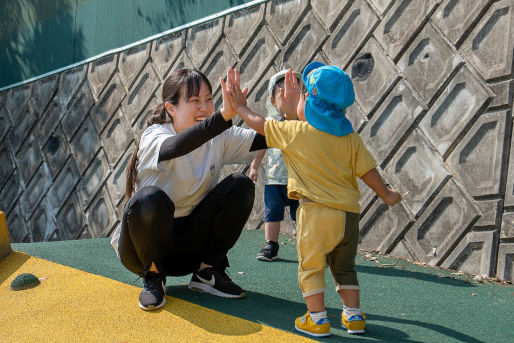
[249,70,301,261]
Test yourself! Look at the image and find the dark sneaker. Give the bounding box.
[188,267,246,298]
[256,241,279,261]
[138,271,166,310]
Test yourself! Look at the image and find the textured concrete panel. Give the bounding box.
[447,111,507,197]
[15,134,43,184]
[345,103,368,133]
[475,199,502,228]
[246,67,277,119]
[360,80,425,165]
[404,178,481,266]
[489,79,513,108]
[107,144,135,207]
[384,129,450,215]
[33,97,64,146]
[266,0,308,44]
[496,242,514,281]
[0,106,11,141]
[504,129,514,207]
[56,193,84,240]
[277,11,327,71]
[419,65,492,157]
[6,204,29,243]
[42,125,71,180]
[0,171,22,214]
[389,239,415,260]
[87,54,118,99]
[47,158,80,212]
[460,0,513,79]
[133,97,159,138]
[76,149,110,210]
[441,230,496,276]
[311,0,351,31]
[237,25,280,90]
[91,73,126,133]
[8,101,37,154]
[359,200,413,253]
[87,187,117,238]
[101,108,133,167]
[5,84,31,119]
[186,18,223,68]
[61,83,95,141]
[501,211,514,239]
[224,4,265,56]
[398,23,463,105]
[323,0,378,68]
[202,39,238,95]
[151,32,186,79]
[30,200,55,242]
[31,74,58,113]
[118,43,151,90]
[0,145,14,189]
[122,64,160,128]
[432,0,491,45]
[351,38,399,115]
[69,117,101,175]
[375,0,437,60]
[57,65,87,108]
[367,0,393,16]
[19,164,51,219]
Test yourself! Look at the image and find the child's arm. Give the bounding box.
[279,69,300,120]
[361,168,402,206]
[249,149,266,182]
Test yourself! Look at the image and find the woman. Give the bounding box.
[111,68,266,310]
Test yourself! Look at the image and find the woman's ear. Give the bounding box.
[164,102,175,118]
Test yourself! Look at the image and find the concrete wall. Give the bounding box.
[0,0,512,281]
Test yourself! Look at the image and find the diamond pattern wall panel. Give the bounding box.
[0,0,513,282]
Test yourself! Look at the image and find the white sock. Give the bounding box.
[343,305,361,317]
[309,311,328,323]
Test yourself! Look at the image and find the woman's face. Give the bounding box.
[167,81,214,133]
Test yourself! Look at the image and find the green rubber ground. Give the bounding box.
[11,230,514,342]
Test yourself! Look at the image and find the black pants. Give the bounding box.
[118,173,255,277]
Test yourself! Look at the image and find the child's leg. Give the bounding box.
[264,221,281,242]
[338,289,360,308]
[327,211,366,334]
[305,292,325,312]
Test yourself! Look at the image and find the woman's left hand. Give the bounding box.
[220,68,248,121]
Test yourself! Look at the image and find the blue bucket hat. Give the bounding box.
[302,61,355,136]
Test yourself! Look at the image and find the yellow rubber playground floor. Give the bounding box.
[1,230,513,343]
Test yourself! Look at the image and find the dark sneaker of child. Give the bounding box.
[256,240,280,261]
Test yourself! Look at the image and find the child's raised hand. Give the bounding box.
[279,69,300,119]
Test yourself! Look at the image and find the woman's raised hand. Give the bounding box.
[220,67,248,121]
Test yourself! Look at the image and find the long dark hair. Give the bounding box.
[125,69,212,201]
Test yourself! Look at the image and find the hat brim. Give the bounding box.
[304,96,354,137]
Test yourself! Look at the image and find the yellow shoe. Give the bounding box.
[294,312,331,337]
[342,312,366,334]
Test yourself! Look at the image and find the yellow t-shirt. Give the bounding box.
[264,120,377,213]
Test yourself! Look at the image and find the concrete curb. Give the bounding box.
[0,212,12,259]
